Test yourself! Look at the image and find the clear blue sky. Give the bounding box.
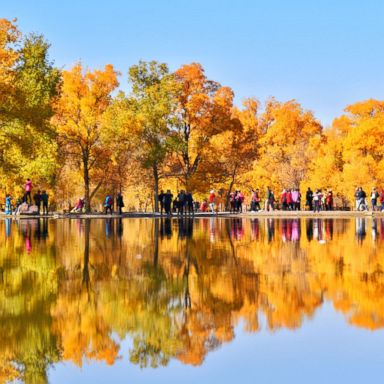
[3,0,384,125]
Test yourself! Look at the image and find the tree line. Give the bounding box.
[1,18,383,212]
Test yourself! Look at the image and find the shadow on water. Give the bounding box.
[0,217,383,381]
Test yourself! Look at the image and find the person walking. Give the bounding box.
[34,190,42,214]
[357,187,367,211]
[41,190,49,215]
[370,187,379,211]
[266,187,275,211]
[104,194,113,214]
[24,178,33,205]
[116,192,125,214]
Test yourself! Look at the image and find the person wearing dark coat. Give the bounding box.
[116,193,125,214]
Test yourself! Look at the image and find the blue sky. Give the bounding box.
[3,0,384,125]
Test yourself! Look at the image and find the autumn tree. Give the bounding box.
[127,61,177,212]
[0,18,19,116]
[208,98,260,206]
[171,63,235,192]
[53,63,119,212]
[248,98,323,194]
[0,19,61,195]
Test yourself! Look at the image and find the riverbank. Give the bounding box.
[1,210,384,219]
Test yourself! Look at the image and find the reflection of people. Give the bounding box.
[5,218,11,237]
[292,219,300,242]
[306,219,313,242]
[356,218,366,243]
[117,218,123,238]
[267,218,275,242]
[160,218,172,238]
[250,219,260,240]
[105,219,113,237]
[178,218,193,238]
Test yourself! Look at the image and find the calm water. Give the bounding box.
[1,217,384,383]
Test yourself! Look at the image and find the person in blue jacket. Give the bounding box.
[5,194,12,214]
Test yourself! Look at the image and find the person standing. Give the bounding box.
[292,188,300,211]
[238,190,244,213]
[306,188,313,211]
[177,190,186,215]
[164,190,173,216]
[24,178,33,204]
[186,191,194,215]
[380,189,384,212]
[313,189,321,212]
[250,189,258,212]
[229,191,235,212]
[41,190,49,215]
[209,190,216,213]
[158,190,165,214]
[281,189,287,210]
[5,194,12,214]
[34,190,42,214]
[286,189,293,210]
[326,190,334,211]
[116,192,125,214]
[254,188,261,211]
[354,187,360,210]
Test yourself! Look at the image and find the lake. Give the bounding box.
[1,217,384,383]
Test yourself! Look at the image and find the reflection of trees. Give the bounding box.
[0,219,60,383]
[0,218,384,380]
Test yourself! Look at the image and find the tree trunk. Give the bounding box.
[83,151,91,213]
[153,162,159,213]
[226,166,237,210]
[82,219,90,288]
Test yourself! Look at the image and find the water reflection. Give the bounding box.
[0,217,384,382]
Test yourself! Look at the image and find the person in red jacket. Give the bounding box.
[286,189,293,210]
[208,190,216,213]
[281,189,287,210]
[24,178,32,205]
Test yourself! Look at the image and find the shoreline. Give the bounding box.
[0,210,383,220]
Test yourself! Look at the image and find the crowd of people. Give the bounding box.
[3,179,384,215]
[4,179,49,215]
